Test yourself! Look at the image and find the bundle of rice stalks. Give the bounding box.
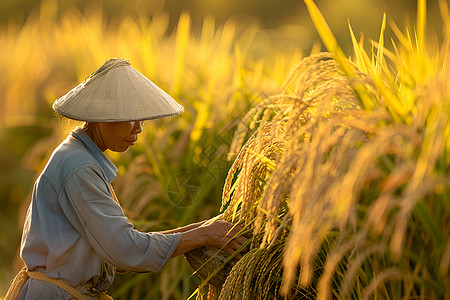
[217,52,372,299]
[190,1,450,299]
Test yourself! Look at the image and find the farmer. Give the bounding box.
[5,58,247,299]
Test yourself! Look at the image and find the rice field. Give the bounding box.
[1,0,448,299]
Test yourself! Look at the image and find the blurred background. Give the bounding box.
[0,0,444,298]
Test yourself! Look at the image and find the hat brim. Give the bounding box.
[53,59,184,122]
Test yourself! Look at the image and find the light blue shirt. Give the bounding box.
[19,128,181,298]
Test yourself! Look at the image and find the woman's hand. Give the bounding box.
[170,219,249,259]
[201,220,248,258]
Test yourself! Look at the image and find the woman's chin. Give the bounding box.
[110,145,131,153]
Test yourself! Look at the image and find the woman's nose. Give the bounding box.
[132,121,143,134]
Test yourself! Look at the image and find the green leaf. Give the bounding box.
[415,200,442,247]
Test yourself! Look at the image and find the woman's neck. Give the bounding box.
[82,123,107,152]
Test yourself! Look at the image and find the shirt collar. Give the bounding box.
[71,127,118,183]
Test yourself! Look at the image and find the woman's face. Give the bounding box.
[96,121,144,152]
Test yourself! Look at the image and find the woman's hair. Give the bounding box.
[55,112,85,135]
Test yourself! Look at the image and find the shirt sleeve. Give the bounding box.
[60,165,182,272]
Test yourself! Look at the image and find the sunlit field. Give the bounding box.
[1,0,449,299]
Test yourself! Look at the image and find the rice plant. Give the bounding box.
[196,0,450,299]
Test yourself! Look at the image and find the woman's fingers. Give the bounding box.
[205,220,250,259]
[222,241,244,259]
[233,235,249,246]
[221,225,247,245]
[221,223,244,239]
[221,228,249,259]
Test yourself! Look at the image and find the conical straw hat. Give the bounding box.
[53,58,184,122]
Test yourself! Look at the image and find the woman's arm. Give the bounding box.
[158,214,223,234]
[158,220,207,234]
